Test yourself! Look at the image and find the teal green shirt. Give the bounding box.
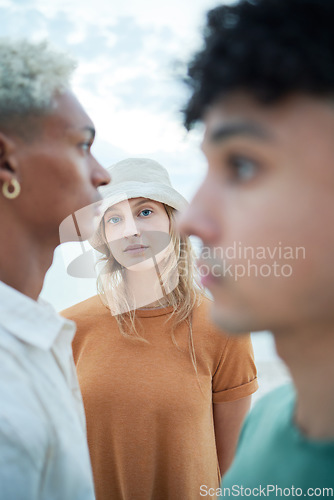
[220,384,334,498]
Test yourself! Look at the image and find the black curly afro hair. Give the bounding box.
[184,0,334,129]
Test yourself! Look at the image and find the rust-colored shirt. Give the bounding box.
[63,295,258,500]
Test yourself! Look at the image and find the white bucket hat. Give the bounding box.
[90,158,188,250]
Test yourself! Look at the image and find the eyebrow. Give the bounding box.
[131,199,154,208]
[208,122,272,144]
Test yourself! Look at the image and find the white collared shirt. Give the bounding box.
[0,280,95,500]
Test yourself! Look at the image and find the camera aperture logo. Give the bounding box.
[198,242,306,281]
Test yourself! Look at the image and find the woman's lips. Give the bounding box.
[124,245,149,254]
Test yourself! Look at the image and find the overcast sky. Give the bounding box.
[1,0,221,191]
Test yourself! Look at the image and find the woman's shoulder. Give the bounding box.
[191,295,255,382]
[192,295,219,331]
[62,295,116,353]
[192,294,250,346]
[192,294,228,343]
[61,294,109,323]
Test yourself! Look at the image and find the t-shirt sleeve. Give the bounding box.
[212,334,258,403]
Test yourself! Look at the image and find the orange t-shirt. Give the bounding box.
[63,295,258,500]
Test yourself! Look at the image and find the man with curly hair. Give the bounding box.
[180,0,334,494]
[0,40,110,499]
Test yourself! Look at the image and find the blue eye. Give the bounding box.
[107,216,121,224]
[228,155,258,181]
[140,209,152,217]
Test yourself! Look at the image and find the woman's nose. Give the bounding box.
[123,216,140,238]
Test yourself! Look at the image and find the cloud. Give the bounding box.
[1,0,213,185]
[0,5,47,39]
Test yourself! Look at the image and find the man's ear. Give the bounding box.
[0,131,19,185]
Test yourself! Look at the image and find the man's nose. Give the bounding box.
[91,157,111,188]
[178,179,220,245]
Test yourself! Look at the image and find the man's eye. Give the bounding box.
[140,209,152,217]
[107,216,121,224]
[227,155,259,181]
[79,142,92,152]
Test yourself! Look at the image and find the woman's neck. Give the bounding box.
[125,266,168,310]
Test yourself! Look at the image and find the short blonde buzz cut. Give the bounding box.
[0,39,76,136]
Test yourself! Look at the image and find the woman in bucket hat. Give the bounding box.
[62,158,258,500]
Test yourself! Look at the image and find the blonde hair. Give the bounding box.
[96,203,204,372]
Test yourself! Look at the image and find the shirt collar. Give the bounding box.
[0,280,76,350]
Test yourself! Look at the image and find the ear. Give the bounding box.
[0,131,19,185]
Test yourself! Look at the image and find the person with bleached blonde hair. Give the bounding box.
[62,158,258,500]
[0,39,110,499]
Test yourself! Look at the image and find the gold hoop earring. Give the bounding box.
[2,179,21,199]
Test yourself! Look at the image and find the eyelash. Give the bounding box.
[79,141,92,152]
[226,154,260,182]
[107,216,121,224]
[139,209,153,217]
[106,209,153,224]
